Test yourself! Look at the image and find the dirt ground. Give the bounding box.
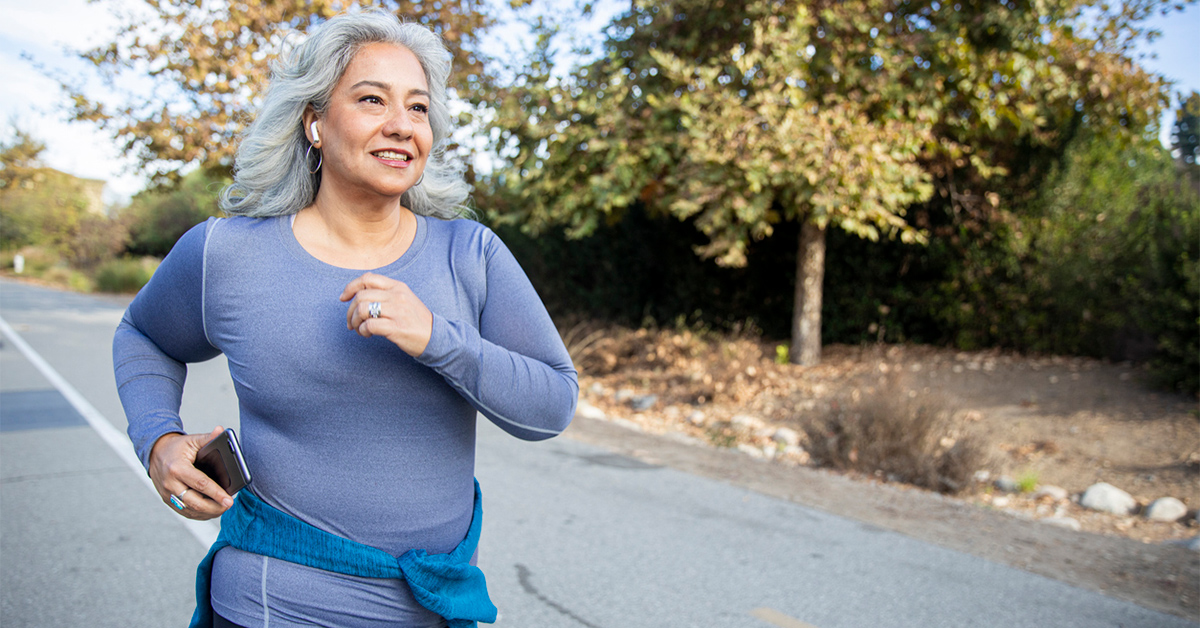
[568,326,1200,618]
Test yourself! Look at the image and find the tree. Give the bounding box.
[0,128,50,249]
[0,126,126,265]
[121,170,229,257]
[1173,91,1200,191]
[59,0,511,183]
[485,0,1179,365]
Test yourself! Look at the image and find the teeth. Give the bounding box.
[374,150,410,161]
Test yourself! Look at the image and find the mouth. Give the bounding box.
[371,149,413,163]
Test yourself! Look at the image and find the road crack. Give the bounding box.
[515,563,603,628]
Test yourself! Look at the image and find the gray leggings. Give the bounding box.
[213,611,248,628]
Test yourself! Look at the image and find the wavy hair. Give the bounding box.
[220,9,469,219]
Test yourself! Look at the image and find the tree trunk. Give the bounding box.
[790,220,826,366]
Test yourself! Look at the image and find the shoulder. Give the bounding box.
[423,216,505,260]
[201,215,284,256]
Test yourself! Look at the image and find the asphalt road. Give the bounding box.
[1,278,1194,628]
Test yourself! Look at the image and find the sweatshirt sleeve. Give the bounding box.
[417,230,578,441]
[113,220,221,469]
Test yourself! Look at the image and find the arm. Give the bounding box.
[113,219,231,517]
[342,230,578,440]
[420,233,578,440]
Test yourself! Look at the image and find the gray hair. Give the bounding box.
[220,9,469,219]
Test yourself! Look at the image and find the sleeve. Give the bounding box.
[416,230,578,441]
[112,219,222,469]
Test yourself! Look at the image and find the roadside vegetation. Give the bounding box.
[0,128,224,293]
[2,2,1196,508]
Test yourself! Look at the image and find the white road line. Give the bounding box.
[750,607,821,628]
[0,314,218,546]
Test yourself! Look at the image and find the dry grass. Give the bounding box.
[802,376,988,493]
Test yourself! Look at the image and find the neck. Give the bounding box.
[293,186,417,269]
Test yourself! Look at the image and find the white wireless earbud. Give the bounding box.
[310,121,321,145]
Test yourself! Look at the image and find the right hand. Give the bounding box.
[148,426,234,521]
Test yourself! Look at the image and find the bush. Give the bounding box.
[803,377,986,494]
[121,170,226,257]
[94,257,158,293]
[11,246,61,275]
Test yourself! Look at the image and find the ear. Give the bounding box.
[302,107,320,146]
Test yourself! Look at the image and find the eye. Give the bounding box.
[360,95,384,105]
[410,103,430,114]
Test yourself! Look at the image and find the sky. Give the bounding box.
[0,0,1197,207]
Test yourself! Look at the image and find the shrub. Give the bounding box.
[12,246,60,275]
[94,257,158,293]
[121,170,226,257]
[65,213,130,270]
[803,377,986,494]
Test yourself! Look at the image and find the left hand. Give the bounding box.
[340,272,433,356]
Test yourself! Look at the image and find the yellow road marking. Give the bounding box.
[750,607,820,628]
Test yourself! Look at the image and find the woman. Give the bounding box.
[113,10,578,628]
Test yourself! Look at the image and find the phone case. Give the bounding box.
[194,429,252,495]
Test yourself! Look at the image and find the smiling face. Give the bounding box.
[308,42,433,203]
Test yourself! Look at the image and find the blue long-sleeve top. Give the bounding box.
[113,214,578,627]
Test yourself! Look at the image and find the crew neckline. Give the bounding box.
[277,212,429,275]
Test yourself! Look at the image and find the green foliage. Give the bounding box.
[483,0,1180,363]
[930,133,1199,392]
[0,126,126,267]
[1174,91,1200,166]
[1174,91,1200,191]
[1016,470,1040,493]
[58,0,505,182]
[8,246,60,276]
[122,170,228,257]
[94,257,159,294]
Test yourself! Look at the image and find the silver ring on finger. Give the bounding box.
[170,493,188,510]
[368,301,382,319]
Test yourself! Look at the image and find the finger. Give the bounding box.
[339,273,394,302]
[345,289,388,330]
[177,426,234,509]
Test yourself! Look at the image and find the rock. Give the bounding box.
[1080,482,1137,515]
[614,388,635,402]
[663,431,706,447]
[588,382,605,396]
[1144,497,1188,522]
[994,476,1019,493]
[993,496,1011,508]
[1033,485,1069,501]
[629,394,659,411]
[575,401,606,421]
[973,470,991,483]
[1042,517,1082,531]
[687,411,707,427]
[737,443,765,459]
[772,427,802,447]
[731,414,766,433]
[610,418,642,432]
[782,445,811,465]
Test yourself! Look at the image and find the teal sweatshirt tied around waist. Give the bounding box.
[190,480,497,628]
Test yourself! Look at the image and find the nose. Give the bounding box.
[381,107,414,139]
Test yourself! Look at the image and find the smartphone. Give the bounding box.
[194,428,252,495]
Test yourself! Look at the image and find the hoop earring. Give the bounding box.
[306,144,322,174]
[414,172,424,187]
